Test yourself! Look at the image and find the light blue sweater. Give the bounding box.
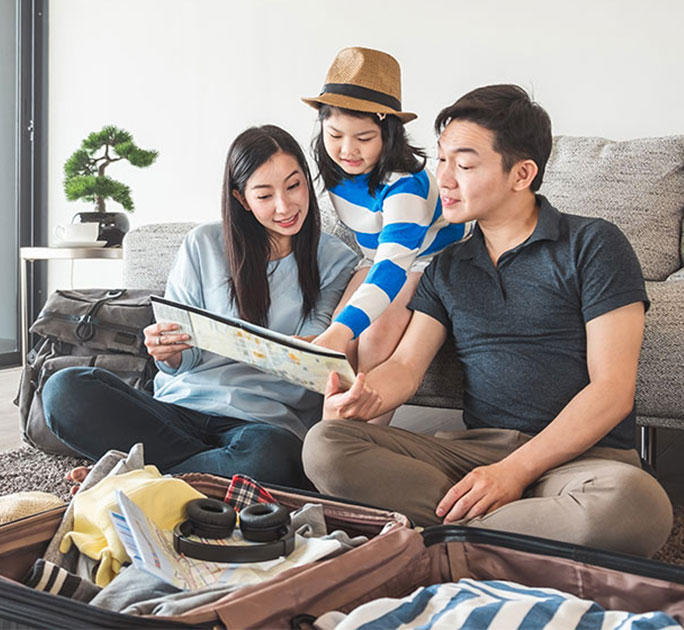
[153,222,358,439]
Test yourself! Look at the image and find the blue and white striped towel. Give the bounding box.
[315,579,682,630]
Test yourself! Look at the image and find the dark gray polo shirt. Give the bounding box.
[410,196,648,449]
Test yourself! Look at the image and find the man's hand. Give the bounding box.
[323,371,383,421]
[435,460,530,523]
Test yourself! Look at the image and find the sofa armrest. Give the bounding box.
[666,267,684,281]
[635,279,684,423]
[122,223,197,292]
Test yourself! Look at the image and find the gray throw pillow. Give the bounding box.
[539,135,684,281]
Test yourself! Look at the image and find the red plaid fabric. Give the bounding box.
[223,474,276,511]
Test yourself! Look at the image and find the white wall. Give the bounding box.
[47,0,684,289]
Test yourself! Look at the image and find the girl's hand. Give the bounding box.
[312,322,353,355]
[292,334,317,343]
[143,323,192,369]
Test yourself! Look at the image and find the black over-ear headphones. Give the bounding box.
[173,498,295,563]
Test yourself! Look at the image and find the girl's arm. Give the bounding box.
[332,173,436,339]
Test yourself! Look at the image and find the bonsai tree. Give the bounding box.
[64,125,158,213]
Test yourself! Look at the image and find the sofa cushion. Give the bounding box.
[408,338,464,409]
[318,193,359,253]
[539,135,684,281]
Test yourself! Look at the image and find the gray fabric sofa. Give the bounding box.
[122,135,684,462]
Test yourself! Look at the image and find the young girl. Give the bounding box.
[42,125,357,489]
[302,47,474,422]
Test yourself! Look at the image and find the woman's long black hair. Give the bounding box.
[222,125,321,327]
[312,105,427,195]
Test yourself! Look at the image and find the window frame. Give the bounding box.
[2,0,49,368]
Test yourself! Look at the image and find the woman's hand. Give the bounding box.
[143,323,192,370]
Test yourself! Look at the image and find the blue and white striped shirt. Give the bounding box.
[328,169,474,338]
[316,580,681,630]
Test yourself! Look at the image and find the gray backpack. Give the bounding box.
[14,288,159,456]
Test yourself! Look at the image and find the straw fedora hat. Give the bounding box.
[302,47,417,123]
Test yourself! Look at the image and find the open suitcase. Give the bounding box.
[1,472,683,629]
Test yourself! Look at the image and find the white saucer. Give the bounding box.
[53,240,107,248]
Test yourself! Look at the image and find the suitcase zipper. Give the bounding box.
[422,524,684,584]
[0,576,203,629]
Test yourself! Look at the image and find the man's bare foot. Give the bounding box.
[65,466,92,496]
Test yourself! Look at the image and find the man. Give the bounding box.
[302,84,672,557]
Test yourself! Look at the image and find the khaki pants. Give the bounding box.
[302,420,673,557]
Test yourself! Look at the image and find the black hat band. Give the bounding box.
[321,83,401,112]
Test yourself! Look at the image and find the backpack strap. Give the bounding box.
[75,289,127,343]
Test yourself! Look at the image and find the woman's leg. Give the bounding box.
[42,366,209,471]
[170,419,313,490]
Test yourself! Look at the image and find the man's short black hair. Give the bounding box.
[434,85,552,191]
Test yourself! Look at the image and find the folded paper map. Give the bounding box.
[151,296,356,394]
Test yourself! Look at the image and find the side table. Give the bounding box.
[19,247,123,366]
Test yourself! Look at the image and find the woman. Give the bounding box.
[43,125,357,490]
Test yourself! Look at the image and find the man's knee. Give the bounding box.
[575,463,672,556]
[605,464,672,556]
[302,421,337,475]
[302,421,360,493]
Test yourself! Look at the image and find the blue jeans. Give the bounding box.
[42,367,312,490]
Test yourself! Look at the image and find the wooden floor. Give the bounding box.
[0,366,682,504]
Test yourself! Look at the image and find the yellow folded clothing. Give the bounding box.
[60,466,205,586]
[0,491,65,525]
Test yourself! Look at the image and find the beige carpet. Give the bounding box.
[0,444,682,565]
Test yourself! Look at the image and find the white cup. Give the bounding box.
[53,222,100,244]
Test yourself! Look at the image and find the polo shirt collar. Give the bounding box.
[526,195,561,245]
[454,194,562,263]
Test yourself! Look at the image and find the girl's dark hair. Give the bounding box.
[312,105,426,195]
[221,125,321,327]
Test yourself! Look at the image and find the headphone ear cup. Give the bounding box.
[185,498,236,538]
[239,503,291,542]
